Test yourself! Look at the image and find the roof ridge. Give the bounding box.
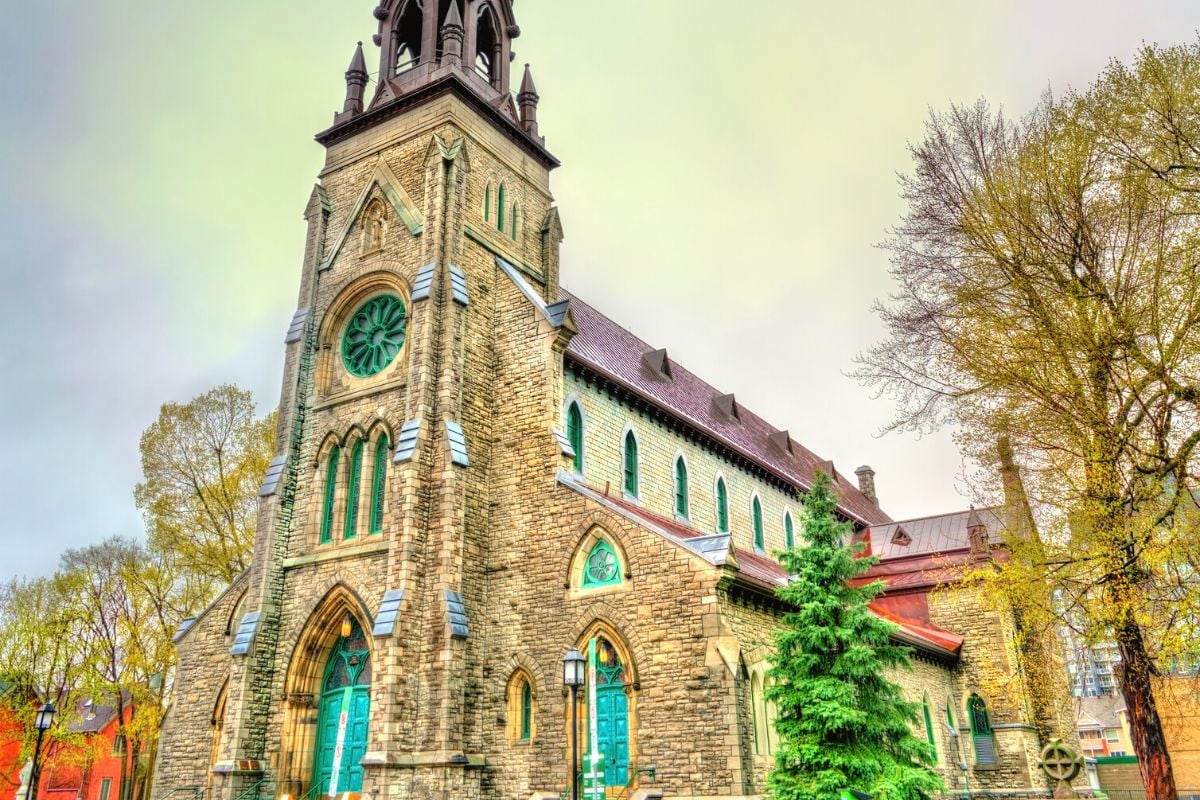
[561,290,890,525]
[868,505,1003,529]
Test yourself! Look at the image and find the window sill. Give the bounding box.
[973,763,999,772]
[285,539,390,569]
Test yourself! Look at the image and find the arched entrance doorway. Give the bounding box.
[312,616,371,795]
[593,637,629,786]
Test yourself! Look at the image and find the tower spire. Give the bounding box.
[439,2,464,67]
[518,63,540,139]
[343,41,369,116]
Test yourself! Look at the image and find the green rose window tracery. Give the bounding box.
[341,295,408,378]
[582,540,621,588]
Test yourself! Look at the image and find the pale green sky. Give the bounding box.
[1,1,1195,578]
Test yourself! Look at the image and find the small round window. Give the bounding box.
[341,295,407,377]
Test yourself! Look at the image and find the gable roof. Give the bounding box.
[561,292,890,527]
[862,507,1004,561]
[559,472,959,661]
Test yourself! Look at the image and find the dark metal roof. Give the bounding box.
[562,292,891,527]
[863,507,1004,560]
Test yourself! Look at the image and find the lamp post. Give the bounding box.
[562,649,585,800]
[26,701,56,800]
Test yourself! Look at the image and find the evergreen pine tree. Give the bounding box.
[766,472,945,800]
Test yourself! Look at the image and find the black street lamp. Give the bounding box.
[562,649,586,800]
[26,701,56,800]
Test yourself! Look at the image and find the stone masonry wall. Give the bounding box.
[152,575,247,795]
[565,371,803,558]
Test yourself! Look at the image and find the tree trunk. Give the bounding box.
[1113,613,1176,800]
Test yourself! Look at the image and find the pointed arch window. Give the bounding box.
[521,681,532,739]
[510,202,519,241]
[923,693,938,760]
[566,402,584,473]
[507,671,535,742]
[968,695,996,764]
[474,4,500,85]
[320,446,341,544]
[784,510,795,549]
[582,540,622,588]
[484,182,492,222]
[370,435,389,534]
[622,430,638,497]
[496,183,507,233]
[392,0,422,74]
[344,440,364,540]
[752,495,764,550]
[750,672,764,754]
[715,477,729,532]
[674,456,689,518]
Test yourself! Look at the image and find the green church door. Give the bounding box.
[313,618,371,796]
[594,638,630,787]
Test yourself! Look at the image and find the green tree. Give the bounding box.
[134,384,276,595]
[855,41,1200,799]
[766,472,943,800]
[56,538,179,800]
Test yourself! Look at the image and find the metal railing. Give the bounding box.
[156,787,203,800]
[231,779,268,800]
[613,767,657,800]
[559,765,658,800]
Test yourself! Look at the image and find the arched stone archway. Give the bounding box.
[572,620,638,789]
[276,588,374,798]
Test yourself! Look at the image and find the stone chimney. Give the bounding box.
[854,465,878,507]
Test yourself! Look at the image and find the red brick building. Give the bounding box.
[37,698,133,800]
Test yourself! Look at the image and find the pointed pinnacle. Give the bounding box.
[347,41,368,77]
[442,0,462,29]
[520,63,539,96]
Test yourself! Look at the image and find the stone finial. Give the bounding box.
[854,465,878,506]
[440,1,464,67]
[343,42,369,115]
[518,63,540,137]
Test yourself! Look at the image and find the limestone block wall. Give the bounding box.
[152,576,247,795]
[564,371,803,557]
[930,587,1050,796]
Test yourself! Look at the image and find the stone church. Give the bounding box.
[152,3,1078,798]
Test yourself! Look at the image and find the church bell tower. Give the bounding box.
[207,3,567,799]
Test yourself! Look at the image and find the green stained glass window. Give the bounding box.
[674,456,688,517]
[344,440,363,540]
[342,295,407,378]
[623,431,638,497]
[511,203,519,240]
[520,681,532,740]
[370,435,388,534]
[566,402,583,473]
[923,696,937,757]
[484,184,491,222]
[784,511,794,549]
[716,477,729,532]
[582,540,621,588]
[497,184,506,233]
[752,496,764,550]
[969,695,996,764]
[320,446,340,544]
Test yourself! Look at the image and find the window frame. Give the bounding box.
[370,434,389,534]
[344,439,364,540]
[751,494,764,551]
[622,428,639,498]
[565,400,584,474]
[674,454,689,519]
[715,474,729,533]
[320,445,341,544]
